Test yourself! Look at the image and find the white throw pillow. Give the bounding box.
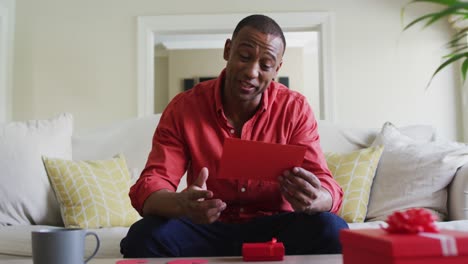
[317,120,436,153]
[366,122,468,221]
[0,113,73,226]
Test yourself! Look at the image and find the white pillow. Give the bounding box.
[317,120,436,153]
[0,113,73,226]
[366,122,468,221]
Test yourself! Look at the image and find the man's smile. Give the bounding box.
[239,80,257,93]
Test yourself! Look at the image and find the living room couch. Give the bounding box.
[1,113,468,259]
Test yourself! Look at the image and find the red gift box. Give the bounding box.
[340,229,468,264]
[242,238,285,261]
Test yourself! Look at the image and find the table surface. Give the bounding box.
[0,255,343,264]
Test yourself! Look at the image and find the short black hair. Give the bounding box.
[232,14,286,53]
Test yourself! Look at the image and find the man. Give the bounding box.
[120,14,348,258]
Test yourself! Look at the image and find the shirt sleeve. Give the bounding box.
[289,98,343,214]
[129,98,189,215]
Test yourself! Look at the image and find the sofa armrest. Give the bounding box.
[448,165,468,220]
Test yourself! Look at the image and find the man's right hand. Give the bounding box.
[178,167,227,224]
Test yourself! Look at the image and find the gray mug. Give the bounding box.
[31,228,100,264]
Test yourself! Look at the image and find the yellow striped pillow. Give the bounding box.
[43,154,140,228]
[325,146,384,223]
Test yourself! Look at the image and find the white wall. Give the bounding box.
[154,54,168,114]
[0,0,14,123]
[13,0,463,140]
[333,2,460,141]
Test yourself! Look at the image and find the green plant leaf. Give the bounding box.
[447,40,467,49]
[403,0,468,86]
[448,30,468,47]
[411,0,459,6]
[446,41,468,50]
[427,53,468,87]
[404,2,468,30]
[404,13,441,30]
[443,46,468,58]
[424,4,468,27]
[435,53,467,75]
[401,0,460,28]
[462,58,468,80]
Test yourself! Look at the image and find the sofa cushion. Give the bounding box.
[366,122,468,221]
[0,113,73,226]
[317,121,376,153]
[72,114,161,181]
[43,154,141,228]
[317,120,436,153]
[325,146,384,223]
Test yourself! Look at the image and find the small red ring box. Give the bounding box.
[242,238,285,262]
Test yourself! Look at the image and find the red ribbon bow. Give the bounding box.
[383,208,439,234]
[269,238,277,256]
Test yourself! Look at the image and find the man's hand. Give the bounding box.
[178,167,227,224]
[278,167,332,213]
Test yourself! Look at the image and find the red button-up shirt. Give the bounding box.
[130,69,343,222]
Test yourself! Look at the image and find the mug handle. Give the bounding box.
[84,231,100,263]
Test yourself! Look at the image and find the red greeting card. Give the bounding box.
[218,138,306,181]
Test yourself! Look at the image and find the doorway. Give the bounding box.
[137,12,336,121]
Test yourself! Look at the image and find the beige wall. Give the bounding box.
[167,49,225,101]
[12,0,463,140]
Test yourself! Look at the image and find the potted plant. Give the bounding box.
[403,0,468,83]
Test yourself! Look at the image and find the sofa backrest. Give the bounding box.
[317,120,437,153]
[317,120,378,153]
[71,114,437,183]
[72,114,161,180]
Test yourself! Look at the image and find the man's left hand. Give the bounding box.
[279,167,332,213]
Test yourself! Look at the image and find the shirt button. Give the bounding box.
[230,129,235,134]
[240,208,244,212]
[240,187,246,192]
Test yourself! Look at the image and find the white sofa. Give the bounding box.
[1,113,468,260]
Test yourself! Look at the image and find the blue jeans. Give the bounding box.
[120,212,348,258]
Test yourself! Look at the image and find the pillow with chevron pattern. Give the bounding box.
[325,146,384,223]
[42,154,140,228]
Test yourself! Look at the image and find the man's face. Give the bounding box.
[223,26,284,104]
